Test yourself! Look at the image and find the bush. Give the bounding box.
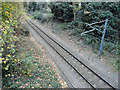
[26,2,54,23]
[49,2,120,55]
[49,2,74,22]
[16,22,29,36]
[78,2,120,43]
[1,2,29,78]
[1,2,20,77]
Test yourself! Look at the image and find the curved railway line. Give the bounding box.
[26,20,117,89]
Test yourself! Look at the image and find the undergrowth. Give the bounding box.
[3,36,63,88]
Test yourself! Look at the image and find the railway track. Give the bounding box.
[26,20,117,89]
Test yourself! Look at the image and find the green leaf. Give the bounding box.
[4,30,7,35]
[5,67,8,70]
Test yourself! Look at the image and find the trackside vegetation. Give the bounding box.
[24,2,119,70]
[1,2,67,88]
[1,2,31,86]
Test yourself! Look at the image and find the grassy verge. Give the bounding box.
[3,35,67,88]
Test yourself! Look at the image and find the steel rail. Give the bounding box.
[27,21,96,89]
[28,20,116,89]
[27,21,75,87]
[28,22,74,88]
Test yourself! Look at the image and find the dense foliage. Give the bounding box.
[49,2,74,22]
[1,2,29,79]
[50,2,119,41]
[24,2,54,23]
[79,2,120,43]
[79,3,119,56]
[49,2,120,55]
[1,2,19,76]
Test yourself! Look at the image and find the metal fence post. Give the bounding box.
[99,19,108,57]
